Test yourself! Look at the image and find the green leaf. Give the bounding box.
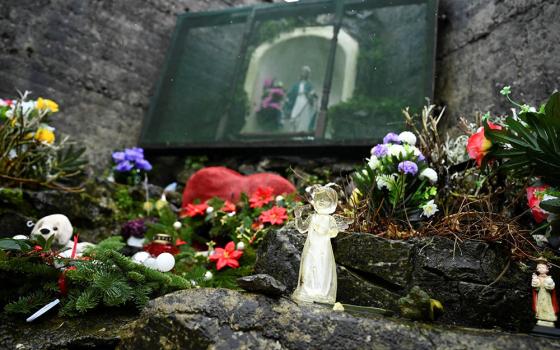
[500,86,511,96]
[0,238,30,251]
[544,91,560,121]
[541,199,560,214]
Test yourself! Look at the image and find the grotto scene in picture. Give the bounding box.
[1,1,560,349]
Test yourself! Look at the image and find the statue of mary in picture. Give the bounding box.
[284,66,317,133]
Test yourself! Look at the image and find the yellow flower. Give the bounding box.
[35,127,55,144]
[36,98,59,113]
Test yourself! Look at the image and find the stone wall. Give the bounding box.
[0,0,558,167]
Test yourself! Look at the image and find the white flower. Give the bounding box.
[421,200,439,218]
[305,186,312,193]
[206,207,214,214]
[204,271,213,281]
[411,146,422,157]
[388,144,406,158]
[367,156,380,170]
[419,168,438,183]
[376,174,396,190]
[398,131,417,145]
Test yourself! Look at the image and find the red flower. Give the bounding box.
[466,121,502,167]
[249,187,274,208]
[180,203,209,218]
[259,206,288,225]
[251,221,264,232]
[175,239,187,246]
[221,201,236,213]
[527,185,550,223]
[208,241,243,270]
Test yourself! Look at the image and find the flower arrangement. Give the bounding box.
[0,91,87,191]
[473,88,560,240]
[351,131,439,233]
[111,147,152,185]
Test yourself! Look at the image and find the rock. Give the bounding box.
[254,228,305,292]
[237,274,287,297]
[0,312,136,350]
[335,232,415,288]
[256,229,534,331]
[118,288,560,349]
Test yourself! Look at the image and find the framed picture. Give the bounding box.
[140,0,438,149]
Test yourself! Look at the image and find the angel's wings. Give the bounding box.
[332,214,353,232]
[294,204,313,233]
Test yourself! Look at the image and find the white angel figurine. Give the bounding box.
[292,184,352,304]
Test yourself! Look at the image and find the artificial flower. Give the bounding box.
[249,186,275,208]
[527,186,550,223]
[421,200,439,218]
[36,97,59,113]
[398,161,418,175]
[34,127,55,144]
[419,168,438,183]
[368,156,380,170]
[112,151,126,163]
[259,206,288,225]
[181,203,209,218]
[115,160,134,172]
[251,221,264,231]
[371,144,389,157]
[121,218,147,239]
[124,147,144,162]
[388,144,406,158]
[0,99,13,107]
[221,201,236,213]
[466,121,502,167]
[383,132,401,144]
[376,174,396,190]
[398,131,417,145]
[135,158,152,171]
[208,241,243,270]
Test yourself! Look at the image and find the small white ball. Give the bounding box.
[143,257,158,269]
[156,252,175,272]
[173,221,182,230]
[204,271,213,281]
[206,207,214,214]
[132,251,150,264]
[12,235,28,240]
[275,195,284,203]
[236,241,245,251]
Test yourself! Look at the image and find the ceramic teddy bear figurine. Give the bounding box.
[292,184,352,304]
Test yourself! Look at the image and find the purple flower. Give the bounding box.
[115,160,134,172]
[383,132,401,144]
[418,153,426,162]
[371,144,388,157]
[398,161,418,175]
[121,218,147,239]
[135,158,152,171]
[124,147,144,162]
[112,151,126,163]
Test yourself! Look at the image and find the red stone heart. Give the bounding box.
[181,166,296,205]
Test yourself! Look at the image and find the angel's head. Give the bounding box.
[310,185,338,214]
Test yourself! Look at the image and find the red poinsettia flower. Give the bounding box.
[466,121,502,167]
[209,241,243,270]
[221,201,236,213]
[249,186,274,208]
[259,206,288,225]
[527,185,550,223]
[180,203,209,218]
